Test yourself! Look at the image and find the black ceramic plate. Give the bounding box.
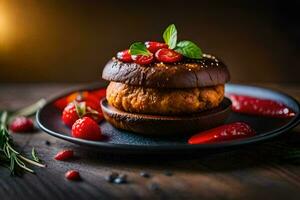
[36,83,300,154]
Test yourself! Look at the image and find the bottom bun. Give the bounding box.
[101,98,232,136]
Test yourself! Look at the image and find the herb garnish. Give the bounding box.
[0,99,46,175]
[175,40,202,59]
[31,147,40,162]
[163,24,177,49]
[129,24,202,59]
[129,42,151,56]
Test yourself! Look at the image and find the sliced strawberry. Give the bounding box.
[132,54,154,65]
[72,117,102,141]
[65,170,80,180]
[228,94,296,118]
[188,122,256,144]
[145,41,168,53]
[54,150,74,161]
[117,49,133,62]
[155,48,182,63]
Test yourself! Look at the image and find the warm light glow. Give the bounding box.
[0,6,7,37]
[0,3,11,48]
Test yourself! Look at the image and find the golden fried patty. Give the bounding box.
[106,82,224,115]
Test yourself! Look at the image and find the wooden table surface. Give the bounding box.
[1,83,300,200]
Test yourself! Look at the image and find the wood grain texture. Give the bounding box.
[1,82,300,200]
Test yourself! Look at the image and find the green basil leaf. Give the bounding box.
[175,40,202,59]
[163,24,177,49]
[129,42,151,56]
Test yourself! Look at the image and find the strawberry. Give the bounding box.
[188,122,256,144]
[155,48,182,63]
[228,94,296,118]
[62,102,103,127]
[65,170,80,180]
[54,150,74,161]
[132,54,154,65]
[72,117,102,141]
[117,49,133,62]
[62,103,79,127]
[145,41,168,53]
[9,117,34,133]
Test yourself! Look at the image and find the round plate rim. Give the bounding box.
[36,83,300,151]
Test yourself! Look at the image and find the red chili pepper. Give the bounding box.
[188,122,256,144]
[228,94,295,118]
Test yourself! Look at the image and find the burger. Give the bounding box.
[101,24,231,136]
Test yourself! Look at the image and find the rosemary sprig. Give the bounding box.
[31,147,40,162]
[8,99,46,123]
[0,99,46,175]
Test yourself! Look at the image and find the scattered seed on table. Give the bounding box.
[164,171,173,176]
[148,182,160,191]
[113,174,127,184]
[140,171,150,178]
[105,172,119,183]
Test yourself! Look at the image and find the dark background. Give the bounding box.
[0,0,299,83]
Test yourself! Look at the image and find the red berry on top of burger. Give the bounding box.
[145,41,168,53]
[116,24,203,65]
[117,49,133,63]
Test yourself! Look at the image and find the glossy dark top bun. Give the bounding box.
[102,54,230,88]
